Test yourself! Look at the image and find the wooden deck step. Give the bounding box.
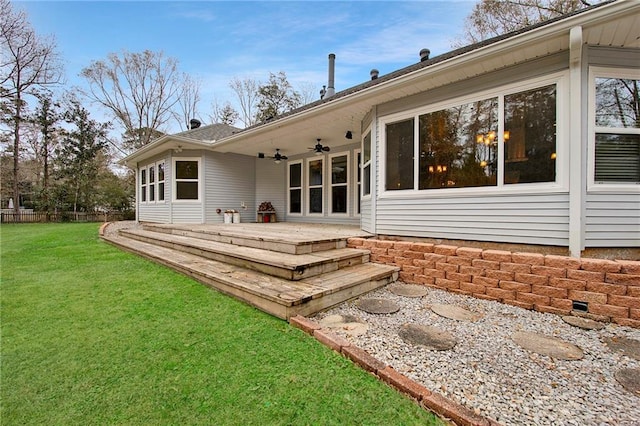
[120,228,369,281]
[102,234,399,320]
[143,223,369,255]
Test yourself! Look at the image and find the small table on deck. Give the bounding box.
[257,211,276,223]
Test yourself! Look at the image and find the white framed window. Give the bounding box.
[589,67,640,189]
[307,157,324,215]
[329,152,349,215]
[287,160,302,215]
[148,164,156,202]
[140,168,147,203]
[380,73,566,197]
[173,158,201,201]
[157,162,165,201]
[354,149,361,216]
[362,130,372,197]
[140,161,166,203]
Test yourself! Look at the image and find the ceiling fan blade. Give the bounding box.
[281,155,288,160]
[322,146,330,152]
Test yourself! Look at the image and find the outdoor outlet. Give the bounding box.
[241,201,247,210]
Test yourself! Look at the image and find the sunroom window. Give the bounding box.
[148,165,155,202]
[385,118,414,191]
[140,168,147,202]
[362,132,371,196]
[288,161,302,214]
[174,159,199,200]
[157,162,165,201]
[330,153,348,214]
[594,75,640,183]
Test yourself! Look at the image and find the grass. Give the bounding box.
[1,223,443,425]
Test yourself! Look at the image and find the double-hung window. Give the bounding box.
[148,165,156,202]
[140,168,147,202]
[330,153,349,214]
[288,161,302,214]
[590,68,639,185]
[174,159,200,201]
[307,158,323,214]
[157,162,165,201]
[362,131,372,196]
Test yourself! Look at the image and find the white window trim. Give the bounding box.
[139,161,167,204]
[587,66,640,192]
[287,160,303,216]
[306,156,324,216]
[354,149,361,217]
[139,167,147,204]
[156,161,166,202]
[361,127,372,200]
[328,151,350,216]
[172,157,202,202]
[378,72,569,199]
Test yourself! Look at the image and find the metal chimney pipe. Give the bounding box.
[326,53,336,97]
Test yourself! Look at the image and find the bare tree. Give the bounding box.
[209,97,239,126]
[1,0,62,214]
[229,76,259,128]
[81,50,183,151]
[297,81,320,105]
[456,0,594,45]
[174,73,201,131]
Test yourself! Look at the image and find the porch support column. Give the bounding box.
[370,106,378,235]
[135,163,140,223]
[568,26,585,257]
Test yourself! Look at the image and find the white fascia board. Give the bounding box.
[119,135,214,168]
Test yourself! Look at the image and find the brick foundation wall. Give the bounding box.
[347,238,640,328]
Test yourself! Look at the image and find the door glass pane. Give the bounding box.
[309,188,322,213]
[332,186,347,213]
[332,155,347,184]
[309,159,323,186]
[385,118,414,190]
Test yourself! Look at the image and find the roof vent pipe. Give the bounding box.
[370,69,379,80]
[326,53,336,97]
[420,48,430,62]
[189,118,201,129]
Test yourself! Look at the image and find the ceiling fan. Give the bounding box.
[257,149,288,163]
[309,138,330,153]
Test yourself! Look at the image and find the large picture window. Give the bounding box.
[383,80,559,193]
[174,159,199,200]
[288,161,302,214]
[592,71,639,184]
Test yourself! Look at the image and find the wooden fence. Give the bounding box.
[0,211,130,223]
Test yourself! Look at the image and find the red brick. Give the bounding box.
[536,305,571,316]
[517,292,550,306]
[606,273,640,286]
[482,249,512,262]
[486,270,514,281]
[505,299,533,310]
[393,241,414,250]
[434,244,458,256]
[512,252,545,266]
[403,250,427,260]
[313,329,351,352]
[447,271,472,283]
[550,298,573,310]
[378,366,433,400]
[455,247,483,259]
[436,262,458,273]
[545,255,581,270]
[567,269,605,282]
[473,276,500,287]
[369,247,388,256]
[435,278,460,289]
[531,265,567,278]
[588,303,629,318]
[472,259,501,270]
[289,315,321,334]
[532,285,568,298]
[375,240,395,249]
[550,277,586,291]
[474,293,500,302]
[402,265,423,275]
[347,237,366,247]
[607,294,640,309]
[631,308,640,321]
[399,271,416,282]
[500,281,531,293]
[486,287,516,301]
[628,286,640,297]
[446,256,473,266]
[567,290,607,304]
[585,281,626,295]
[617,260,640,274]
[515,273,549,286]
[421,391,498,426]
[581,258,621,273]
[410,243,434,253]
[341,345,386,373]
[460,265,485,276]
[414,274,435,285]
[422,268,446,279]
[500,263,531,274]
[460,282,486,294]
[424,253,447,264]
[362,239,377,248]
[613,317,640,328]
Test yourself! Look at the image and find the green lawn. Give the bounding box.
[1,223,442,425]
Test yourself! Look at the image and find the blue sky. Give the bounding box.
[18,1,475,132]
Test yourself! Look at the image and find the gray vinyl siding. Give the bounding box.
[585,194,640,247]
[255,160,286,221]
[203,151,256,224]
[375,193,570,246]
[138,152,171,223]
[360,198,372,232]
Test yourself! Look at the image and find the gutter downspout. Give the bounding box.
[568,26,585,257]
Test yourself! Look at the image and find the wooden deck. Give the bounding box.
[101,223,398,319]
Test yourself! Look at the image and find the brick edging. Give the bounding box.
[289,315,501,426]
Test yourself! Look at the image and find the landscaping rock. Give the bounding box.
[318,314,369,336]
[614,368,640,397]
[356,298,400,314]
[398,323,457,351]
[430,303,483,322]
[562,315,605,330]
[512,331,584,360]
[602,336,640,361]
[389,283,428,298]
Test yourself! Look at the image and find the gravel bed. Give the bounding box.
[316,284,640,426]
